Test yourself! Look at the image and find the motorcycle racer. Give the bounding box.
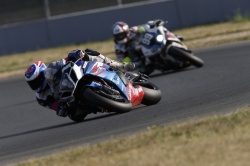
[24,49,135,117]
[112,21,144,63]
[112,19,168,74]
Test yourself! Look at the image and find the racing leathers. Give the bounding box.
[114,24,146,63]
[114,19,168,73]
[36,49,135,117]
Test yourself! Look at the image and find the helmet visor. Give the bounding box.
[114,32,127,41]
[27,72,44,90]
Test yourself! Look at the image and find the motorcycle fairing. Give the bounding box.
[166,32,188,50]
[126,82,144,106]
[140,27,167,57]
[166,32,181,42]
[83,61,130,99]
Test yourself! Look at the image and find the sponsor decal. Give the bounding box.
[82,61,88,69]
[91,63,106,76]
[91,63,98,73]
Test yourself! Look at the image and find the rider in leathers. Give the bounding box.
[112,19,167,74]
[112,19,187,74]
[24,49,135,117]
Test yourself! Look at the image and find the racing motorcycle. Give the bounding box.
[59,59,162,122]
[138,21,204,75]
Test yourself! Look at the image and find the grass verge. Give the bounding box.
[17,107,250,166]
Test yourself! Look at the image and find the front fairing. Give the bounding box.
[166,32,181,42]
[166,32,188,49]
[83,61,129,98]
[140,29,166,57]
[59,60,85,101]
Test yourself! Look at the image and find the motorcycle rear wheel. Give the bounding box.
[82,87,132,113]
[168,46,204,68]
[136,82,161,105]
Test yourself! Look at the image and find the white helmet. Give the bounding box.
[112,21,130,44]
[24,61,47,93]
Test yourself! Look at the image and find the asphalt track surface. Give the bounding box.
[1,41,250,165]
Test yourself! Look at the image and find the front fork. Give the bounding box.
[165,41,188,54]
[162,41,190,68]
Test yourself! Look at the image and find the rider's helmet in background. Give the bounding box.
[24,61,47,93]
[112,21,130,44]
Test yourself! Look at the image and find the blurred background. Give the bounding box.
[0,0,148,25]
[0,0,249,56]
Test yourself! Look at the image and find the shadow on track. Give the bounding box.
[0,100,148,140]
[0,100,36,109]
[148,68,195,78]
[0,112,119,140]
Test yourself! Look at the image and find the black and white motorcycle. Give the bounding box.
[138,20,204,75]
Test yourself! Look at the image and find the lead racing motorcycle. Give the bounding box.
[138,20,204,75]
[59,59,162,122]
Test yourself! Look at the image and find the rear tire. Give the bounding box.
[82,87,132,113]
[136,82,161,105]
[169,46,204,68]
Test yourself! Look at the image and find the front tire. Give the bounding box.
[168,46,204,68]
[82,87,132,113]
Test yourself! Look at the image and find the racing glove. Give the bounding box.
[85,48,100,56]
[109,61,136,72]
[67,49,85,62]
[84,49,136,72]
[56,102,68,117]
[124,62,136,71]
[103,56,136,72]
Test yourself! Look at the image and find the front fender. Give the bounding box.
[166,42,188,53]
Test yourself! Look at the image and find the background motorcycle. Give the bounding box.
[139,21,204,75]
[59,60,162,122]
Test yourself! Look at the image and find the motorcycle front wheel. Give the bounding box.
[82,87,132,113]
[168,46,204,68]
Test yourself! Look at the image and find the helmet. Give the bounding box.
[24,61,47,92]
[112,21,130,44]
